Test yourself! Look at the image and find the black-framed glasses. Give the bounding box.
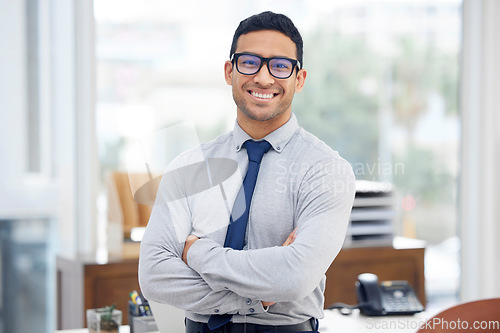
[230,53,301,79]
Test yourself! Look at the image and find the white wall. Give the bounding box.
[460,0,500,301]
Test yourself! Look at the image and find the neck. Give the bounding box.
[237,111,291,140]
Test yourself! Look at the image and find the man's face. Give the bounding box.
[224,30,306,126]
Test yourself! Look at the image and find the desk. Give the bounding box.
[55,312,432,333]
[57,239,425,330]
[319,309,432,333]
[57,255,140,329]
[325,240,426,308]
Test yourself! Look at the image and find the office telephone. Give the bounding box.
[328,273,424,316]
[355,273,424,316]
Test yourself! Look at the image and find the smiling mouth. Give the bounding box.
[249,90,278,100]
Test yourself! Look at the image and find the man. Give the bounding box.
[139,11,355,333]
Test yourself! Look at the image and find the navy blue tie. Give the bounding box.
[207,140,271,330]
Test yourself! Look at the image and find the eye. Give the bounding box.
[238,55,260,68]
[270,59,292,71]
[242,60,258,66]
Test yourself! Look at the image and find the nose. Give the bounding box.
[253,62,275,86]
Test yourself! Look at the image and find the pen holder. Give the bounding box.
[128,300,154,333]
[133,316,159,333]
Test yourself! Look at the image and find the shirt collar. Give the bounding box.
[232,113,299,153]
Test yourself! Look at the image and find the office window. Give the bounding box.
[95,0,461,306]
[291,2,461,306]
[0,0,56,332]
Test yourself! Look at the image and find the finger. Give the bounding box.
[186,235,199,242]
[291,228,298,243]
[182,235,199,264]
[282,232,294,246]
[282,228,297,246]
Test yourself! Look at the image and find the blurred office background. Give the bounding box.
[1,0,499,332]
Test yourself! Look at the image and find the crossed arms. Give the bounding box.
[138,157,355,315]
[182,229,297,308]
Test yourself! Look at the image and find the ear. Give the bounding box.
[294,69,307,93]
[224,61,233,85]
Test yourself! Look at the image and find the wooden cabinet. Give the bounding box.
[56,255,140,330]
[324,245,426,308]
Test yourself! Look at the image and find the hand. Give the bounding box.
[261,228,298,308]
[261,301,275,307]
[182,235,199,265]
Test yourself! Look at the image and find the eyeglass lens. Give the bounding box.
[237,54,294,79]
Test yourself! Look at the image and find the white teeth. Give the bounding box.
[251,91,274,99]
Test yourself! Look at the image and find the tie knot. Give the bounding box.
[244,140,271,164]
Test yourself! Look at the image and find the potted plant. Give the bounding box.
[87,304,122,333]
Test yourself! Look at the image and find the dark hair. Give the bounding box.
[230,11,303,67]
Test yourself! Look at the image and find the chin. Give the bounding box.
[243,109,282,122]
[240,102,290,121]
